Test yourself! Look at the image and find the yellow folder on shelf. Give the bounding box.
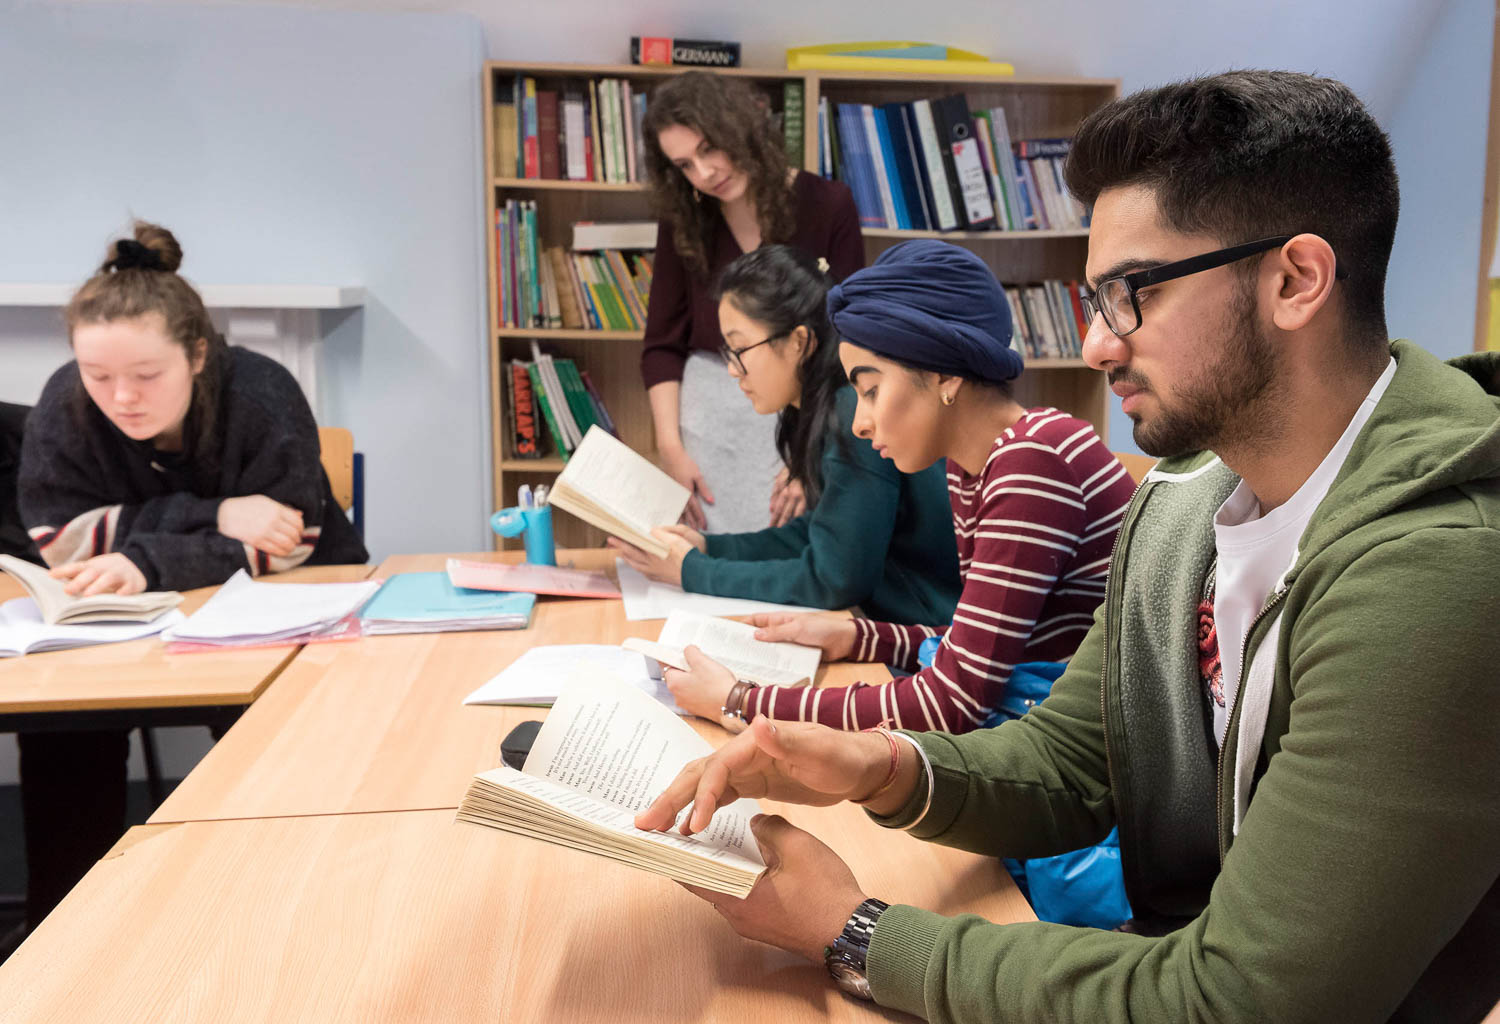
[785,42,1015,77]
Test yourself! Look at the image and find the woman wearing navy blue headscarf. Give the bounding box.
[661,240,1139,927]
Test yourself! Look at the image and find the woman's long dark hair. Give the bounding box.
[715,245,846,507]
[642,72,796,280]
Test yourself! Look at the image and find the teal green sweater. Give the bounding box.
[679,387,960,625]
[866,342,1500,1022]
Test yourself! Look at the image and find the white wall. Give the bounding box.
[1384,0,1493,361]
[0,0,489,783]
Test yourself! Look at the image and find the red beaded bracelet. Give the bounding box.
[852,726,902,805]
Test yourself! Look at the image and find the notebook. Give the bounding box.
[0,553,182,626]
[359,572,537,635]
[445,558,620,599]
[162,571,382,647]
[0,597,185,658]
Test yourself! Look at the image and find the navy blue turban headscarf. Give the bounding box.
[826,239,1023,384]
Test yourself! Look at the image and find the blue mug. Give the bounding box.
[490,504,557,566]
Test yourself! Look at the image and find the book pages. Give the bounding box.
[549,426,689,555]
[457,666,765,897]
[622,611,821,688]
[0,553,182,626]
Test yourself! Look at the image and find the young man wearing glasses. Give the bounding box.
[635,70,1500,1022]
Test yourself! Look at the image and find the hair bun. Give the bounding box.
[102,221,183,274]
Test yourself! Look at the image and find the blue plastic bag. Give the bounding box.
[915,639,1132,929]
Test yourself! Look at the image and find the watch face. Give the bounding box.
[826,957,874,1000]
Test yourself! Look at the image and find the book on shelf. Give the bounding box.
[783,81,805,164]
[621,610,823,688]
[507,360,543,458]
[572,220,656,250]
[456,666,765,898]
[508,348,620,460]
[630,36,743,68]
[1003,279,1091,359]
[0,553,182,626]
[818,92,1089,233]
[547,425,690,557]
[358,572,536,635]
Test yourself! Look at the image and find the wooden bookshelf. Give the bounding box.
[483,61,1118,549]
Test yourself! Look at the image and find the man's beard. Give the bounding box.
[1118,286,1277,458]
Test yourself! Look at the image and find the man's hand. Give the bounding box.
[682,814,867,964]
[217,495,303,556]
[634,716,896,835]
[50,553,148,596]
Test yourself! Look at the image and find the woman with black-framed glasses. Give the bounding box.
[610,245,961,630]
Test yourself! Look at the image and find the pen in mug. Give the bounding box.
[534,484,549,506]
[518,484,533,508]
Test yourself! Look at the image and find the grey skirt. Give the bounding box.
[679,350,782,534]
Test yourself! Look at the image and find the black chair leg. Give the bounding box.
[138,727,165,806]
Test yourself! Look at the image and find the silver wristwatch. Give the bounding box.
[824,897,890,1000]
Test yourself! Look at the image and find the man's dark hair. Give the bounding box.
[1064,70,1399,342]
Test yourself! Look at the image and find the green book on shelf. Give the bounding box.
[589,255,632,330]
[524,361,572,458]
[783,81,805,164]
[553,358,601,438]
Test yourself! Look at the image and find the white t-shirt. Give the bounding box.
[1208,358,1396,747]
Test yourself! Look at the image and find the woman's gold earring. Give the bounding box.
[941,391,955,406]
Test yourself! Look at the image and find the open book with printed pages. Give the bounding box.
[445,558,621,600]
[0,598,185,658]
[0,553,182,625]
[621,610,823,688]
[456,668,766,898]
[545,425,690,558]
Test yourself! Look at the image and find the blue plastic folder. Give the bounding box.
[358,572,537,635]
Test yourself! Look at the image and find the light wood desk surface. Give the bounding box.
[2,803,1031,1022]
[0,563,373,715]
[152,550,891,824]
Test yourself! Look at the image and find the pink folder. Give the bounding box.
[445,559,621,600]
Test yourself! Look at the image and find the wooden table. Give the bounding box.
[0,564,373,732]
[0,803,1030,1022]
[151,551,892,824]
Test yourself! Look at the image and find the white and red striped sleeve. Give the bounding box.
[745,430,1096,734]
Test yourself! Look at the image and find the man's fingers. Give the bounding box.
[634,761,707,832]
[80,569,122,596]
[748,813,796,868]
[688,755,736,835]
[49,562,86,580]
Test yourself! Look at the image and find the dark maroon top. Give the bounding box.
[639,171,865,389]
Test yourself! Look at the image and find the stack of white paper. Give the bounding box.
[162,571,382,647]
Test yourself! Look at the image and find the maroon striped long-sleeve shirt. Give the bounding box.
[743,408,1136,733]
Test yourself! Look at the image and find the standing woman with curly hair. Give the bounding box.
[640,72,864,532]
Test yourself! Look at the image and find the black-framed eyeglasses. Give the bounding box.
[1081,235,1349,338]
[720,332,780,374]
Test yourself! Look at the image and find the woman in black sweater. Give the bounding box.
[19,222,366,592]
[11,221,365,933]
